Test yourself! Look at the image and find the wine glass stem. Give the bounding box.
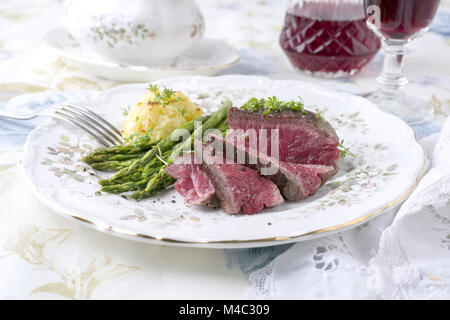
[377,40,409,100]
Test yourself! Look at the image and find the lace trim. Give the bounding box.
[248,119,450,299]
[248,174,450,299]
[247,260,275,299]
[368,174,450,299]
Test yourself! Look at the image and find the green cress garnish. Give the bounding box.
[148,84,182,105]
[241,96,306,115]
[241,96,355,160]
[316,111,325,122]
[338,139,358,160]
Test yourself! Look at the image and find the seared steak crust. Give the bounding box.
[228,107,338,140]
[227,107,340,166]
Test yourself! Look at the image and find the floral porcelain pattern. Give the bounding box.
[62,0,205,65]
[43,28,240,82]
[22,76,426,248]
[87,16,156,48]
[86,16,203,49]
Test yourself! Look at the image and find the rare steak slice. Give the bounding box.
[202,150,284,215]
[213,135,337,201]
[165,153,217,206]
[272,162,337,201]
[227,107,340,166]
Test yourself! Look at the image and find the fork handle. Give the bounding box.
[0,111,37,120]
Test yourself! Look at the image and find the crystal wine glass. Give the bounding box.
[280,0,381,78]
[364,0,441,125]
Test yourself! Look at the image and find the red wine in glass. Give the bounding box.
[363,0,441,125]
[365,0,441,40]
[279,1,381,78]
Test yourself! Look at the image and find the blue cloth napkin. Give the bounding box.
[431,10,450,37]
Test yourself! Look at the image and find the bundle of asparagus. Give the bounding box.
[82,101,231,200]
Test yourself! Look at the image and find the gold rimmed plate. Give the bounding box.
[22,76,426,248]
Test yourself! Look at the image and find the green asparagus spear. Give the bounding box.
[101,179,149,194]
[102,115,210,184]
[91,159,137,171]
[90,100,233,199]
[170,102,231,162]
[82,144,156,164]
[216,118,229,135]
[85,152,147,164]
[99,172,146,186]
[130,102,232,200]
[82,131,159,164]
[131,169,175,200]
[100,155,170,187]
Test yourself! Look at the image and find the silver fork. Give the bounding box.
[0,104,122,147]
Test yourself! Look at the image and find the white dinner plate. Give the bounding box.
[43,28,240,82]
[22,75,426,248]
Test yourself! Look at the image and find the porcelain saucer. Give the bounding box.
[43,28,240,82]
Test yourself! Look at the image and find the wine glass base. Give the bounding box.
[366,93,434,126]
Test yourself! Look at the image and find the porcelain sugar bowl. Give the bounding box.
[62,0,205,66]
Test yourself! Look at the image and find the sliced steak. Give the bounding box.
[273,162,337,201]
[227,107,340,166]
[165,153,217,206]
[212,135,337,201]
[202,149,284,215]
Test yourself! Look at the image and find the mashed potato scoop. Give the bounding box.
[122,85,203,141]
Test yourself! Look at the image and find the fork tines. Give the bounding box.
[50,104,122,147]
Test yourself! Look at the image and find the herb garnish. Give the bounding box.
[148,84,182,105]
[179,107,187,116]
[155,145,168,165]
[338,139,357,159]
[123,128,153,145]
[316,111,325,122]
[241,96,306,115]
[122,105,132,116]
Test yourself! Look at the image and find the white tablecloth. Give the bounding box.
[0,0,450,299]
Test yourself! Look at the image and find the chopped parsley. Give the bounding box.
[316,111,325,122]
[148,84,182,105]
[122,105,132,116]
[178,107,187,116]
[241,96,306,115]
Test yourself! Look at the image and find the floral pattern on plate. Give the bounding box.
[22,76,426,248]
